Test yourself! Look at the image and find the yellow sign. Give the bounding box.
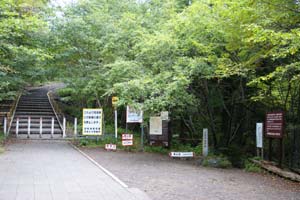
[82,108,103,136]
[112,96,119,107]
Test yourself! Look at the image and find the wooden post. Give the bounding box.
[279,138,284,168]
[269,138,273,161]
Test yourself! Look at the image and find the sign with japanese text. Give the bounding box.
[149,117,162,135]
[126,106,143,123]
[265,112,284,138]
[82,108,103,136]
[161,111,169,121]
[169,152,194,158]
[122,134,133,140]
[122,140,133,146]
[105,144,117,151]
[122,133,133,146]
[256,123,263,148]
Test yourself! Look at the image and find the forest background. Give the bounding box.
[1,0,300,168]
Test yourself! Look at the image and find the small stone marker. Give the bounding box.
[203,128,208,157]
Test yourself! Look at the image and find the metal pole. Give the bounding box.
[63,117,66,138]
[3,117,7,136]
[51,117,54,139]
[16,118,19,138]
[74,118,77,137]
[114,109,118,139]
[39,117,42,138]
[27,117,30,139]
[140,123,144,151]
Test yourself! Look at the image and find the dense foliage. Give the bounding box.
[1,0,300,166]
[0,0,51,101]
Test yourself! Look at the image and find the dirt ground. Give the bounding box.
[81,148,300,200]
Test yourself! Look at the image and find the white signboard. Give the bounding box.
[126,106,143,123]
[256,123,263,148]
[122,140,133,146]
[82,108,103,135]
[169,152,194,158]
[203,128,208,157]
[149,117,162,135]
[122,134,133,140]
[161,111,169,121]
[105,144,117,151]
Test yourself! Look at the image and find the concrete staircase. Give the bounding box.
[10,87,63,138]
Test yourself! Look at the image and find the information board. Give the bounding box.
[149,117,162,135]
[82,108,103,136]
[161,111,169,121]
[265,112,284,138]
[126,106,143,123]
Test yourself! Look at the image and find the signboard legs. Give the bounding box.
[268,138,273,161]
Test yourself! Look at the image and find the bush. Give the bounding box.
[144,146,169,154]
[202,155,232,168]
[244,160,262,173]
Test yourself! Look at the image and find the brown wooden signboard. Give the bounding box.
[265,112,284,138]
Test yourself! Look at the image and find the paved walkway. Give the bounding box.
[0,140,150,200]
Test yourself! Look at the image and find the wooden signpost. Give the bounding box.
[265,112,284,167]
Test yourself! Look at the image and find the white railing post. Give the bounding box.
[39,117,42,138]
[27,117,31,138]
[3,117,7,136]
[16,118,19,138]
[51,117,54,139]
[74,118,77,137]
[63,117,66,138]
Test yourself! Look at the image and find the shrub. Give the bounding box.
[244,160,262,173]
[202,155,232,168]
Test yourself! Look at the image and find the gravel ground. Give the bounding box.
[81,148,300,200]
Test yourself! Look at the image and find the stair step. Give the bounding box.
[16,109,53,112]
[14,115,58,119]
[11,124,61,128]
[11,88,64,136]
[15,112,55,115]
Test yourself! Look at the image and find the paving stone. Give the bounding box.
[0,140,150,200]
